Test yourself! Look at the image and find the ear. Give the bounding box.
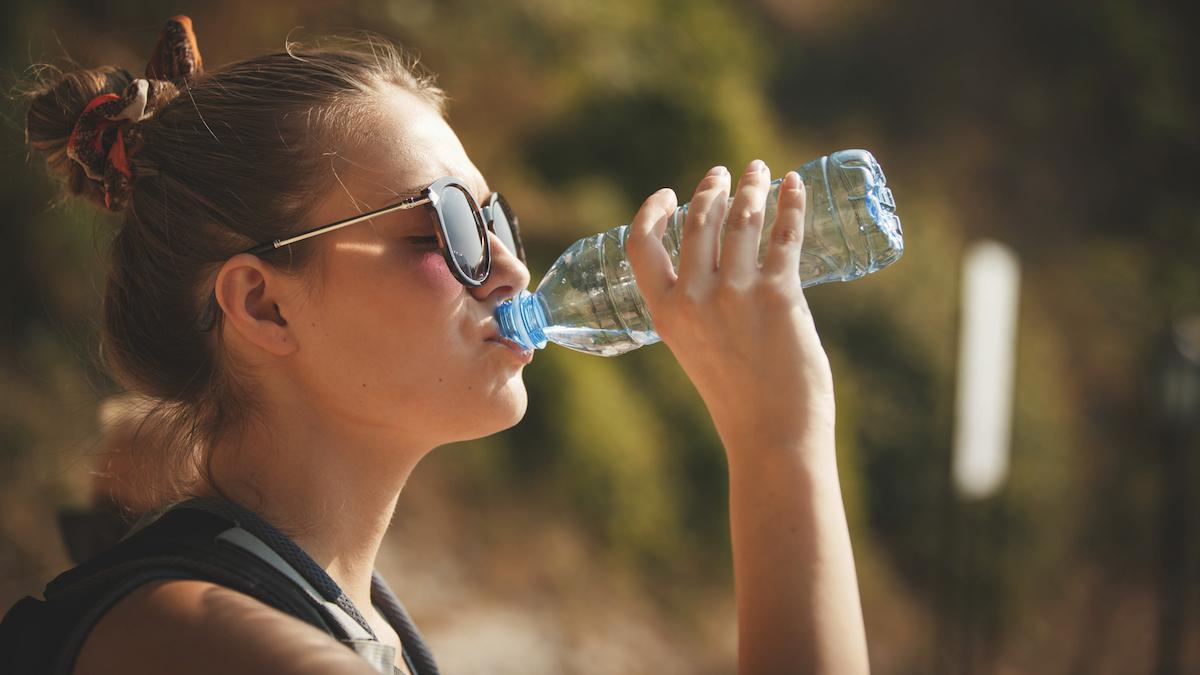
[214,254,302,357]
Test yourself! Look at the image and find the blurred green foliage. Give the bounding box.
[2,0,1198,672]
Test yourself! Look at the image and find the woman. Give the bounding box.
[14,15,868,675]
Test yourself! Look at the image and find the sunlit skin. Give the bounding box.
[196,84,531,662]
[78,88,869,675]
[625,165,869,674]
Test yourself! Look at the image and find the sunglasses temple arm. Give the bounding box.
[265,196,434,250]
[195,195,434,331]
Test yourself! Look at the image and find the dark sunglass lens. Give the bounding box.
[490,203,520,260]
[441,186,486,281]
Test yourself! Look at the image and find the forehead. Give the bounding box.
[349,86,489,202]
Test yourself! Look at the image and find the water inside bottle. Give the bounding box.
[541,325,660,357]
[495,149,903,357]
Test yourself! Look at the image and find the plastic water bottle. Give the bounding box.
[495,149,903,357]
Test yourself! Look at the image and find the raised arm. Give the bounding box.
[625,161,870,675]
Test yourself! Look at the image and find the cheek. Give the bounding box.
[411,251,462,293]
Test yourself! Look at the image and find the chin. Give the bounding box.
[491,381,529,430]
[458,379,528,441]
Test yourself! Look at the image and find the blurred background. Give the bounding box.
[2,1,1198,673]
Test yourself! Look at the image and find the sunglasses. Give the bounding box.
[196,176,525,332]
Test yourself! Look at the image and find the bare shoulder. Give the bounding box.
[73,579,378,675]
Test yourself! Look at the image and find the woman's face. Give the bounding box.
[283,85,533,449]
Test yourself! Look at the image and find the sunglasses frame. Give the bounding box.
[195,175,524,332]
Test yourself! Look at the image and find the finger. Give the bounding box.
[718,159,771,285]
[625,187,679,306]
[761,171,806,279]
[676,165,730,287]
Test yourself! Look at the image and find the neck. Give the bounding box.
[196,400,430,614]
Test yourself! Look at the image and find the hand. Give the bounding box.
[629,162,867,673]
[625,160,835,453]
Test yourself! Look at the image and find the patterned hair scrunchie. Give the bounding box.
[65,15,204,211]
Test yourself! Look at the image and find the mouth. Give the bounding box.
[485,336,534,364]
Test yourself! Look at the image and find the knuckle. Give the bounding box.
[764,264,796,284]
[756,278,792,303]
[676,287,708,314]
[687,205,727,236]
[771,225,803,246]
[716,277,753,302]
[687,205,714,230]
[751,286,792,313]
[728,206,760,228]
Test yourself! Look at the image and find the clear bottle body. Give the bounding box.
[496,149,903,357]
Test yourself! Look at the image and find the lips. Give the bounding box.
[486,335,534,363]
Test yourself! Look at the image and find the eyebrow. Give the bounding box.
[375,179,493,215]
[386,183,430,199]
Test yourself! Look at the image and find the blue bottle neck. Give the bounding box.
[495,289,549,350]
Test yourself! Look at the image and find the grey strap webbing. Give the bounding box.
[154,497,432,674]
[216,526,398,674]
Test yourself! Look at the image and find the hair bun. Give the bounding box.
[65,78,173,211]
[22,15,205,212]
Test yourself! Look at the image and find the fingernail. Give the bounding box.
[707,165,728,177]
[748,159,765,174]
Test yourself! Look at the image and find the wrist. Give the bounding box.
[709,399,835,454]
[717,417,837,470]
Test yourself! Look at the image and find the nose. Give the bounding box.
[473,228,530,303]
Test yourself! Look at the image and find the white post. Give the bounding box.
[952,240,1021,500]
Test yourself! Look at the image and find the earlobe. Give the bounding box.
[214,255,298,357]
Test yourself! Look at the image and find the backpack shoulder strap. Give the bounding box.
[1,506,352,675]
[3,500,432,675]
